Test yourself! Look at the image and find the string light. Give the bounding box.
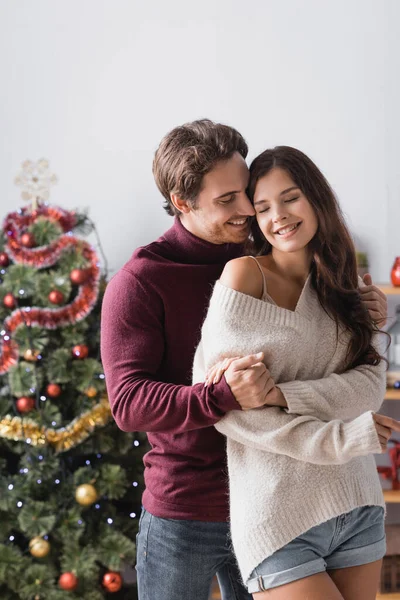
[9,535,15,541]
[54,479,60,484]
[129,512,136,519]
[8,484,14,490]
[16,501,23,508]
[107,518,113,525]
[95,504,100,510]
[132,482,138,487]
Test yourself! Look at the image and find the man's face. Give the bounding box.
[180,152,255,245]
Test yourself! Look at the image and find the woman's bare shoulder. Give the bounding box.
[219,256,264,299]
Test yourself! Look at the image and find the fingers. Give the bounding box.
[360,287,387,326]
[205,357,240,386]
[374,414,400,432]
[375,423,392,440]
[229,352,264,371]
[359,286,387,302]
[362,273,373,286]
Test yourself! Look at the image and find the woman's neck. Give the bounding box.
[270,248,312,283]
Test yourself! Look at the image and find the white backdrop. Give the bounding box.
[0,0,398,281]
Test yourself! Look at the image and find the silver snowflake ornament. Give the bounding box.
[14,158,58,202]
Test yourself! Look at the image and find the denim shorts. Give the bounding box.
[247,505,386,593]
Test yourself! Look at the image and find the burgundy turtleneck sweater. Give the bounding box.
[100,218,244,521]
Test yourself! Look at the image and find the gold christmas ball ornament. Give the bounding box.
[29,536,51,558]
[85,386,97,398]
[24,348,40,362]
[75,483,98,506]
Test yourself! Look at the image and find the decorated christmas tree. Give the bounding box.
[0,160,146,599]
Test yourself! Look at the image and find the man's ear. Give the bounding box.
[170,193,192,214]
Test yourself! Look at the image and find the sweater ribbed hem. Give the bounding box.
[342,411,382,458]
[279,380,320,415]
[234,475,385,583]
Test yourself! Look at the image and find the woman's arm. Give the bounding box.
[278,338,386,421]
[215,406,381,465]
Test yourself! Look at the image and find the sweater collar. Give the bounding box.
[162,217,244,265]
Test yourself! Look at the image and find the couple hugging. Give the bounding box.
[101,119,398,600]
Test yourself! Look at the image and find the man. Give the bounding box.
[100,120,387,600]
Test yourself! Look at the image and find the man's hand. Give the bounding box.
[373,413,400,452]
[360,273,387,328]
[205,353,275,410]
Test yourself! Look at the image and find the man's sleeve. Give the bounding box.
[100,268,240,433]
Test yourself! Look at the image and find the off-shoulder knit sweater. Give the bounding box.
[192,274,386,583]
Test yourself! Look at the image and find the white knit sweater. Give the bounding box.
[192,276,386,583]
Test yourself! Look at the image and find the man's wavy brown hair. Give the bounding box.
[248,146,384,371]
[153,119,248,216]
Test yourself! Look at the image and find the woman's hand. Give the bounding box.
[205,357,241,386]
[373,413,400,452]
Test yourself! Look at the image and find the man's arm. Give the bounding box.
[100,269,267,433]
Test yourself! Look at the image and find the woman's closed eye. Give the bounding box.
[257,197,300,214]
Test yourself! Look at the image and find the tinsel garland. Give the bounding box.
[0,396,111,453]
[0,205,100,374]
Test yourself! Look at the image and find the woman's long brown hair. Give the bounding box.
[248,146,384,370]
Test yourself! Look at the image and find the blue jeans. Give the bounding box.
[136,509,251,600]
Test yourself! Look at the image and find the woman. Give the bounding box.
[192,146,400,600]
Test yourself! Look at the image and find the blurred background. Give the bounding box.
[1,1,400,598]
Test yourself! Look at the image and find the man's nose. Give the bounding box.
[238,194,255,216]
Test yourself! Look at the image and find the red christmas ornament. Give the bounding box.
[0,252,9,267]
[16,396,35,413]
[70,268,90,285]
[46,383,62,398]
[3,293,17,309]
[391,257,400,287]
[102,572,123,593]
[20,232,36,248]
[72,344,89,359]
[48,290,64,305]
[59,572,78,591]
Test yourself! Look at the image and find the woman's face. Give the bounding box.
[253,167,318,254]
